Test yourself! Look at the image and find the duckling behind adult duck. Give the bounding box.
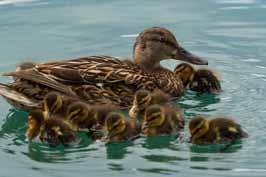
[189,116,248,144]
[174,63,221,93]
[27,110,77,146]
[1,27,208,110]
[104,112,141,144]
[142,104,184,136]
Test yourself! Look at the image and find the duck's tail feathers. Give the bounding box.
[3,70,76,97]
[0,83,40,111]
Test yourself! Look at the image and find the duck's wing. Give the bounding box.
[35,56,142,84]
[0,83,40,111]
[4,55,150,86]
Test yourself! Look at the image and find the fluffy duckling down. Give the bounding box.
[142,104,184,136]
[174,63,221,94]
[189,116,248,144]
[27,110,77,146]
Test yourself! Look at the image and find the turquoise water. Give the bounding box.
[0,0,266,176]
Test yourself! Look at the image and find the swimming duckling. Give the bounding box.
[190,69,221,94]
[104,112,141,144]
[27,110,46,140]
[174,63,221,93]
[189,116,248,144]
[129,89,170,120]
[43,91,78,116]
[142,104,184,136]
[66,101,98,131]
[174,63,196,88]
[27,110,77,146]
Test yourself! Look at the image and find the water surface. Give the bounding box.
[0,0,266,176]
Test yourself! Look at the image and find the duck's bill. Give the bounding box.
[175,47,208,65]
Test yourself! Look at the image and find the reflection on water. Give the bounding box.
[106,141,132,160]
[190,141,243,154]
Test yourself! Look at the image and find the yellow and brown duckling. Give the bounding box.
[0,27,208,110]
[189,116,248,144]
[43,92,115,131]
[174,63,221,94]
[129,89,170,120]
[104,112,141,144]
[27,110,77,146]
[142,104,184,136]
[66,101,98,131]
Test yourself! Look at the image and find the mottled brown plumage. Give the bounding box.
[0,27,207,110]
[189,116,248,144]
[142,104,184,136]
[104,112,141,144]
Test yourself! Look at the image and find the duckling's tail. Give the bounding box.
[0,83,40,111]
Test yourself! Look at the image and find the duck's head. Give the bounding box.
[104,113,126,140]
[174,63,196,87]
[142,105,165,129]
[133,27,208,71]
[189,116,210,141]
[189,69,221,94]
[67,102,98,130]
[43,92,63,114]
[129,90,152,119]
[26,110,46,140]
[16,61,36,72]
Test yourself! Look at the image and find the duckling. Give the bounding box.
[190,69,221,94]
[42,91,78,116]
[27,110,46,140]
[174,63,221,93]
[142,104,184,136]
[174,63,196,88]
[27,110,77,146]
[66,101,98,131]
[129,89,170,120]
[189,116,248,144]
[104,112,141,144]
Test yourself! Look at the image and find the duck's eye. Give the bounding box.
[159,36,165,42]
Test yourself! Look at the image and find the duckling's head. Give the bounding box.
[189,69,221,94]
[43,92,63,114]
[129,90,152,119]
[27,110,46,140]
[133,27,208,70]
[174,63,196,87]
[104,113,126,140]
[189,116,210,141]
[40,118,76,146]
[67,102,98,130]
[143,105,165,129]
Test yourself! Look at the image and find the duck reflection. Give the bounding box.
[105,141,131,160]
[190,140,243,154]
[142,135,179,149]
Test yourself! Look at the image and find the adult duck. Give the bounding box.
[0,27,208,109]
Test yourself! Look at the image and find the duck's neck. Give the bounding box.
[134,55,163,73]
